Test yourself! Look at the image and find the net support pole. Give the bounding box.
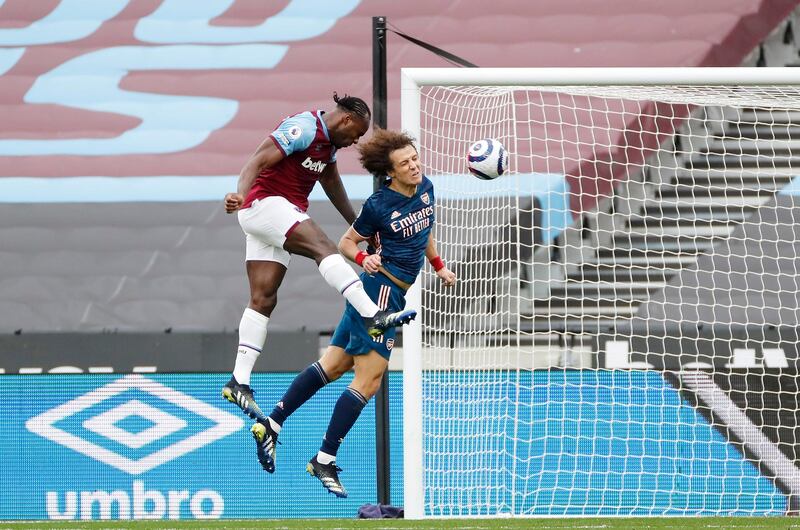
[400,69,424,519]
[372,15,391,507]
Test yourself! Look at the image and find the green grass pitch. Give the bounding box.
[1,518,800,530]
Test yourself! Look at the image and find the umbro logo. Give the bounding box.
[26,375,243,475]
[390,211,401,219]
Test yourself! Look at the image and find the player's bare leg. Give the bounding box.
[222,261,287,423]
[284,218,416,335]
[349,349,388,400]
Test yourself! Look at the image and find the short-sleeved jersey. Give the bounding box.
[242,110,337,212]
[352,175,435,285]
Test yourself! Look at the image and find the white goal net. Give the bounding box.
[401,68,800,518]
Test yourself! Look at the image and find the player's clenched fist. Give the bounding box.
[224,192,244,213]
[360,253,382,274]
[437,267,457,288]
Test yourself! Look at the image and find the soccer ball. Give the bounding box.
[467,138,508,180]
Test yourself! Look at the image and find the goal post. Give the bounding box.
[401,67,800,518]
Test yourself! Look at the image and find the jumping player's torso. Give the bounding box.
[353,176,436,285]
[243,110,337,211]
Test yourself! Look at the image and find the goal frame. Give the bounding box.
[400,67,800,519]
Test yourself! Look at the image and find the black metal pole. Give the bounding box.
[372,15,391,507]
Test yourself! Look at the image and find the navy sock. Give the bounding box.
[320,387,368,457]
[269,361,329,426]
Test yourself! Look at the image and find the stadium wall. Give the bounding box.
[0,331,318,374]
[1,371,789,520]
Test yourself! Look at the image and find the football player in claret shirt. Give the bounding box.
[250,129,456,497]
[221,94,416,426]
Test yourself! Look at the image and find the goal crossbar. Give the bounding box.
[402,67,800,87]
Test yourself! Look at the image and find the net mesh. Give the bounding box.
[415,84,800,516]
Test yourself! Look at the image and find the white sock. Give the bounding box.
[232,308,268,386]
[268,417,282,433]
[318,254,379,317]
[316,450,336,465]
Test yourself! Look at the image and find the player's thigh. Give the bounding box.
[353,349,389,376]
[319,345,354,380]
[238,196,309,257]
[282,217,338,261]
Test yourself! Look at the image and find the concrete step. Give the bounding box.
[593,253,697,266]
[643,196,770,208]
[689,154,799,169]
[670,174,793,187]
[640,206,753,223]
[546,289,659,304]
[599,242,713,257]
[737,109,800,125]
[613,233,719,249]
[528,300,639,317]
[658,184,778,199]
[673,167,796,179]
[724,124,800,140]
[623,224,735,237]
[705,138,800,155]
[568,266,677,284]
[627,216,743,230]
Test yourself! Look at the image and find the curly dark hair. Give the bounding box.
[357,128,417,177]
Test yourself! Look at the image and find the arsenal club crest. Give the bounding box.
[420,192,430,205]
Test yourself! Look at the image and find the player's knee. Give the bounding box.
[249,292,278,315]
[313,239,339,262]
[357,372,384,399]
[324,363,348,381]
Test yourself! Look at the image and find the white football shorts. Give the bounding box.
[237,195,310,266]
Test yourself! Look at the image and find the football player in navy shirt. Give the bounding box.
[251,129,456,497]
[221,95,415,427]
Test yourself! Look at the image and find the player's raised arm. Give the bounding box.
[426,232,456,287]
[225,137,285,213]
[319,162,357,225]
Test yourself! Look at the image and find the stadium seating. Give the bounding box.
[0,0,797,332]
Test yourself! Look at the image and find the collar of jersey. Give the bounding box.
[385,181,418,198]
[317,110,331,141]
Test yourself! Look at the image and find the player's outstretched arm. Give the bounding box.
[224,137,285,213]
[425,233,456,287]
[319,163,357,225]
[339,225,381,274]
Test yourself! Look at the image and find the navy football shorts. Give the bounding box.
[330,271,408,360]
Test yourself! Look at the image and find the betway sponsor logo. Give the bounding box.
[46,480,222,520]
[389,205,434,233]
[301,157,327,173]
